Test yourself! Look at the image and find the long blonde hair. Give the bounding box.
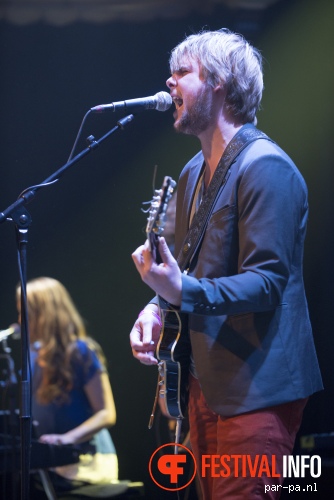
[17,277,105,405]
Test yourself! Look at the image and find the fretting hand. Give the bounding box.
[131,237,182,307]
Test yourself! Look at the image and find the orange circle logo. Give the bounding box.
[149,442,197,491]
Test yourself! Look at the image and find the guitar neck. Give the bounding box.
[145,175,176,266]
[148,232,162,265]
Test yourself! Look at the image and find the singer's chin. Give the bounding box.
[173,116,189,136]
[173,121,181,134]
[172,112,182,132]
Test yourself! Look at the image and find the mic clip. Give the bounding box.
[86,135,98,150]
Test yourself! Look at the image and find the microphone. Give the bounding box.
[0,323,21,342]
[90,91,172,113]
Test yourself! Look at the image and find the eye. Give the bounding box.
[179,67,190,76]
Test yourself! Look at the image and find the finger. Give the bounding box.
[133,349,158,365]
[158,237,173,264]
[131,245,145,267]
[130,322,143,342]
[130,319,150,345]
[141,320,155,345]
[130,338,155,352]
[141,246,154,267]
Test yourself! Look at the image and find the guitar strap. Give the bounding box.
[176,124,271,272]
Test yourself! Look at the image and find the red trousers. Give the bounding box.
[188,374,307,500]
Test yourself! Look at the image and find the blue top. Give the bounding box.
[31,339,114,454]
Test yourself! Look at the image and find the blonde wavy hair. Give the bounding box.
[17,277,106,405]
[169,29,264,124]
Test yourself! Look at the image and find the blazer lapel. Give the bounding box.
[180,156,204,235]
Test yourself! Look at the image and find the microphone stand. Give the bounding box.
[0,113,134,500]
[0,344,19,500]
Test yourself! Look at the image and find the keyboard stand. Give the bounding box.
[37,469,57,500]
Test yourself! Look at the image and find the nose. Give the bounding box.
[166,75,176,89]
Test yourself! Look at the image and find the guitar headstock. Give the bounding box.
[146,176,176,259]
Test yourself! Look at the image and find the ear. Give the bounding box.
[213,82,226,93]
[213,84,226,101]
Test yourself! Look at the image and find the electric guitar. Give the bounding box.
[145,176,190,423]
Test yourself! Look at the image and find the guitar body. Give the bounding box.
[156,305,190,419]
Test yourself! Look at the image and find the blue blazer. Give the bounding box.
[175,125,323,417]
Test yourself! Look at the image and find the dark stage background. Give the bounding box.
[0,0,333,498]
